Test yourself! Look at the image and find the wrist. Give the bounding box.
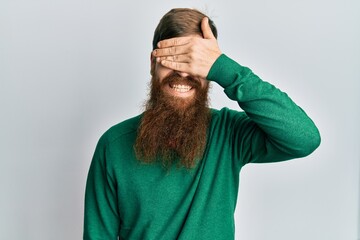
[206,54,244,88]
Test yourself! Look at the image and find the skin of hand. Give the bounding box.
[152,17,222,79]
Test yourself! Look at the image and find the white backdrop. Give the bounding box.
[1,0,359,239]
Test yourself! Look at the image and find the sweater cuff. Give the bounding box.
[206,54,245,88]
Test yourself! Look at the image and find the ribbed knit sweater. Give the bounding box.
[84,54,320,239]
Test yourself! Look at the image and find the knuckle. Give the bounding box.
[188,52,195,61]
[175,62,181,70]
[189,64,196,73]
[189,44,195,52]
[188,65,193,72]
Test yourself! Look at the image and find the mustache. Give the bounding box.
[162,72,201,89]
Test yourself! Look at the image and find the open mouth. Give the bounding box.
[170,84,192,93]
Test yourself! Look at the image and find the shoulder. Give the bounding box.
[99,114,142,146]
[210,107,255,133]
[210,107,247,123]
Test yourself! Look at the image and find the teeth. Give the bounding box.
[172,84,191,92]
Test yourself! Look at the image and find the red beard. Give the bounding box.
[134,72,211,169]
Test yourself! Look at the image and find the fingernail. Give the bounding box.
[153,50,157,55]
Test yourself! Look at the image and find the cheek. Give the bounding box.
[199,78,209,89]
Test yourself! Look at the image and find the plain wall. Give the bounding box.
[1,0,359,239]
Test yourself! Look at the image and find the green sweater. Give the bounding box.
[84,54,320,240]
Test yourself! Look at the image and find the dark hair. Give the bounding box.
[152,8,218,50]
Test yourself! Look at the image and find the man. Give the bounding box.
[84,8,320,240]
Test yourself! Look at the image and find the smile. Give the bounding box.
[171,84,192,93]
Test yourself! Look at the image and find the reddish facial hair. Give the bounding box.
[134,72,211,169]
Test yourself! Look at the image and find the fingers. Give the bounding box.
[201,17,215,39]
[156,54,190,63]
[159,59,189,73]
[152,19,219,78]
[152,37,192,73]
[153,44,189,58]
[157,36,190,49]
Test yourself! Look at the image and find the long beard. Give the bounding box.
[134,73,211,169]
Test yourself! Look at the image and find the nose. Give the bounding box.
[176,71,190,78]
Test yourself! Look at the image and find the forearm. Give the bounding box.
[207,54,321,160]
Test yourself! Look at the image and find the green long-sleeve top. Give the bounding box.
[84,54,321,240]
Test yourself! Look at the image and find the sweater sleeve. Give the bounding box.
[207,54,321,165]
[84,135,119,240]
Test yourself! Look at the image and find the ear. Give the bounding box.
[150,53,155,76]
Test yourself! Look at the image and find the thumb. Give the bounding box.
[201,17,215,39]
